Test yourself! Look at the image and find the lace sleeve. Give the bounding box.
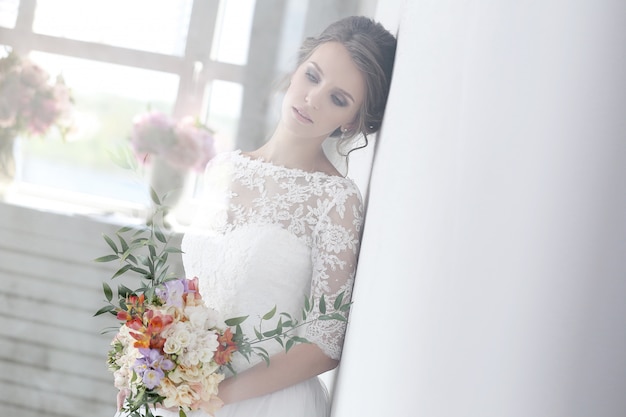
[305,181,364,360]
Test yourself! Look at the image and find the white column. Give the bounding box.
[332,1,626,416]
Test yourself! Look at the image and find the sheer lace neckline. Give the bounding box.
[232,149,345,179]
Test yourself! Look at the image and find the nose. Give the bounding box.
[305,88,320,110]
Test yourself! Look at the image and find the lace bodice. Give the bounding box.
[181,151,363,367]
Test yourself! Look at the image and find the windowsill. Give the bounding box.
[2,181,149,227]
[1,181,199,233]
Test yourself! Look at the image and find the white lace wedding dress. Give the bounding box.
[133,150,363,417]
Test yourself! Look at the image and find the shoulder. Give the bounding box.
[319,175,364,223]
[324,175,362,202]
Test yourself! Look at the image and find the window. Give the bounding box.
[1,0,257,219]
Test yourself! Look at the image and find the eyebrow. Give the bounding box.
[310,61,356,103]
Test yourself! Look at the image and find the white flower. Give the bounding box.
[180,349,200,367]
[185,305,220,330]
[164,337,183,355]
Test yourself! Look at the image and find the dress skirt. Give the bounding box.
[115,376,329,417]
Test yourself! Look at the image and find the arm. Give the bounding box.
[218,343,337,405]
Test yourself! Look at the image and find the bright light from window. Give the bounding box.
[30,52,179,102]
[0,0,18,28]
[204,80,243,152]
[211,0,256,65]
[33,0,194,56]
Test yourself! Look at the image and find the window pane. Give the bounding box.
[33,0,193,55]
[20,52,179,204]
[0,0,19,28]
[204,80,243,152]
[183,80,242,203]
[211,0,256,65]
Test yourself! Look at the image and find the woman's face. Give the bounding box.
[281,42,366,141]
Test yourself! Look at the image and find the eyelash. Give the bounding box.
[305,70,348,107]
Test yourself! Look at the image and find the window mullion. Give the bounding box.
[172,0,221,119]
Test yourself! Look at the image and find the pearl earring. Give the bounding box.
[340,128,348,140]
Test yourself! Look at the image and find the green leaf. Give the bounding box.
[117,235,129,253]
[118,284,133,298]
[333,291,345,310]
[262,306,277,321]
[102,282,113,302]
[276,317,283,334]
[225,316,249,326]
[262,329,278,337]
[94,304,115,316]
[94,254,119,263]
[340,303,352,312]
[103,234,118,253]
[319,295,326,314]
[179,409,187,417]
[112,264,133,279]
[156,268,170,283]
[150,187,161,205]
[253,346,270,365]
[304,295,311,312]
[138,255,151,267]
[165,247,184,254]
[289,335,310,344]
[286,338,295,352]
[254,328,263,341]
[125,254,138,265]
[274,336,284,347]
[319,312,347,322]
[155,229,167,244]
[130,266,150,275]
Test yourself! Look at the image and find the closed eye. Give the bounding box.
[305,70,319,83]
[332,94,348,107]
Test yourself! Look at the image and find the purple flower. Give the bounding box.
[137,348,176,373]
[156,279,185,308]
[142,367,164,389]
[160,358,175,371]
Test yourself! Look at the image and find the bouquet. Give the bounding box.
[107,277,231,415]
[130,111,216,172]
[0,49,73,140]
[95,190,352,417]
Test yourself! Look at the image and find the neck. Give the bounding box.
[252,125,327,172]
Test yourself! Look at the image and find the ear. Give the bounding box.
[341,122,357,134]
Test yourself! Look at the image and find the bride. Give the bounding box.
[116,15,396,417]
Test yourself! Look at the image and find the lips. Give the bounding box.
[292,106,313,124]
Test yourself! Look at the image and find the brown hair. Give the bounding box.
[296,16,397,154]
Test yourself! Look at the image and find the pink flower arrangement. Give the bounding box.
[0,50,73,139]
[130,111,216,172]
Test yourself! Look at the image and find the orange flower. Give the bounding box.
[130,330,150,349]
[214,328,238,365]
[146,310,174,334]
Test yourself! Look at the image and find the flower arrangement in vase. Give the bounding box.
[130,110,216,173]
[129,111,216,222]
[0,49,73,195]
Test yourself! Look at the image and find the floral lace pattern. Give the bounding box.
[182,151,363,361]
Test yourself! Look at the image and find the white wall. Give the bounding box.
[333,1,626,416]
